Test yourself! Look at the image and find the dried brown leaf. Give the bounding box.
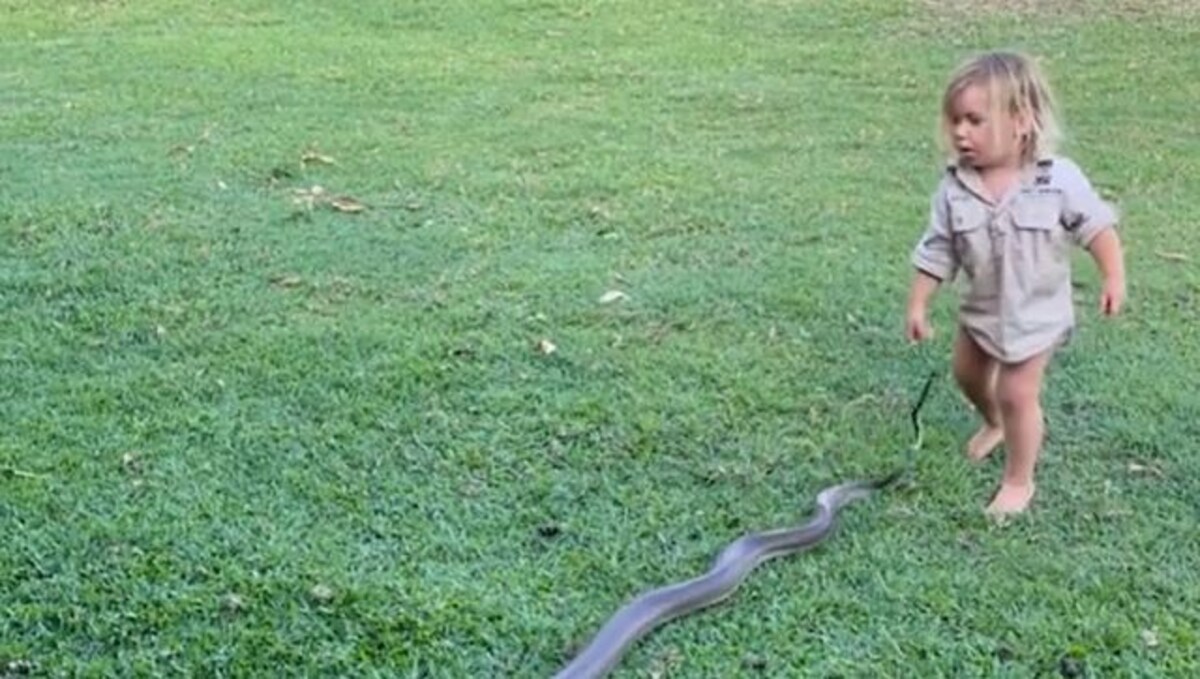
[535,338,557,355]
[270,274,304,288]
[310,584,335,604]
[330,196,367,213]
[220,593,246,614]
[301,150,337,166]
[291,185,327,210]
[1127,461,1165,478]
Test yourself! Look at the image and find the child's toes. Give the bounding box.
[985,482,1035,515]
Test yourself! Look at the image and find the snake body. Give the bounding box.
[553,373,935,679]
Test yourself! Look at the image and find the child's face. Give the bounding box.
[947,84,1028,169]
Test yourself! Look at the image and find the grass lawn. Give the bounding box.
[2,0,1198,676]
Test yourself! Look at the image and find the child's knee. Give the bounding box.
[997,378,1040,414]
[953,352,992,388]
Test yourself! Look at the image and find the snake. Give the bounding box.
[553,372,936,679]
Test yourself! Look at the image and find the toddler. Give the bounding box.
[905,51,1126,515]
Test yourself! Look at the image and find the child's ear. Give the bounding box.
[1013,108,1034,138]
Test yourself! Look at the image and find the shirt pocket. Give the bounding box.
[948,199,990,276]
[1011,197,1061,233]
[1011,196,1069,294]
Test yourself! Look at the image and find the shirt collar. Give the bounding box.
[946,153,1055,204]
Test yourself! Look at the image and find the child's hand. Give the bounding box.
[906,309,933,342]
[1100,276,1126,316]
[905,270,941,342]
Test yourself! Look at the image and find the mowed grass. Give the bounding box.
[2,1,1198,676]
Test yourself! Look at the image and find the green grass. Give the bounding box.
[2,1,1199,676]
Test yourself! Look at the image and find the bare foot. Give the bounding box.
[966,423,1004,462]
[985,482,1035,515]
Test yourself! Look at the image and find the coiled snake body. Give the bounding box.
[554,373,934,679]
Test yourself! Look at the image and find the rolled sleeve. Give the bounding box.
[910,184,957,281]
[1058,159,1118,247]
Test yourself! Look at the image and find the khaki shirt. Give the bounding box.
[911,155,1118,363]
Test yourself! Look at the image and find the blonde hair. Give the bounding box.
[939,50,1062,163]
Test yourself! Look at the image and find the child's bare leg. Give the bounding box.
[952,328,1003,461]
[988,349,1052,515]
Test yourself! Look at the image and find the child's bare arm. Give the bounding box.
[907,183,956,341]
[908,270,941,310]
[906,270,942,340]
[1087,227,1125,315]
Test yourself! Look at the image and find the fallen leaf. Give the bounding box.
[270,274,304,288]
[330,196,366,213]
[301,149,337,165]
[291,185,327,211]
[1128,462,1165,478]
[220,593,246,614]
[535,338,557,355]
[1156,251,1189,262]
[310,584,335,604]
[598,290,628,304]
[293,185,326,198]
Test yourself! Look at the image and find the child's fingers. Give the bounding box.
[1101,293,1120,316]
[908,321,931,341]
